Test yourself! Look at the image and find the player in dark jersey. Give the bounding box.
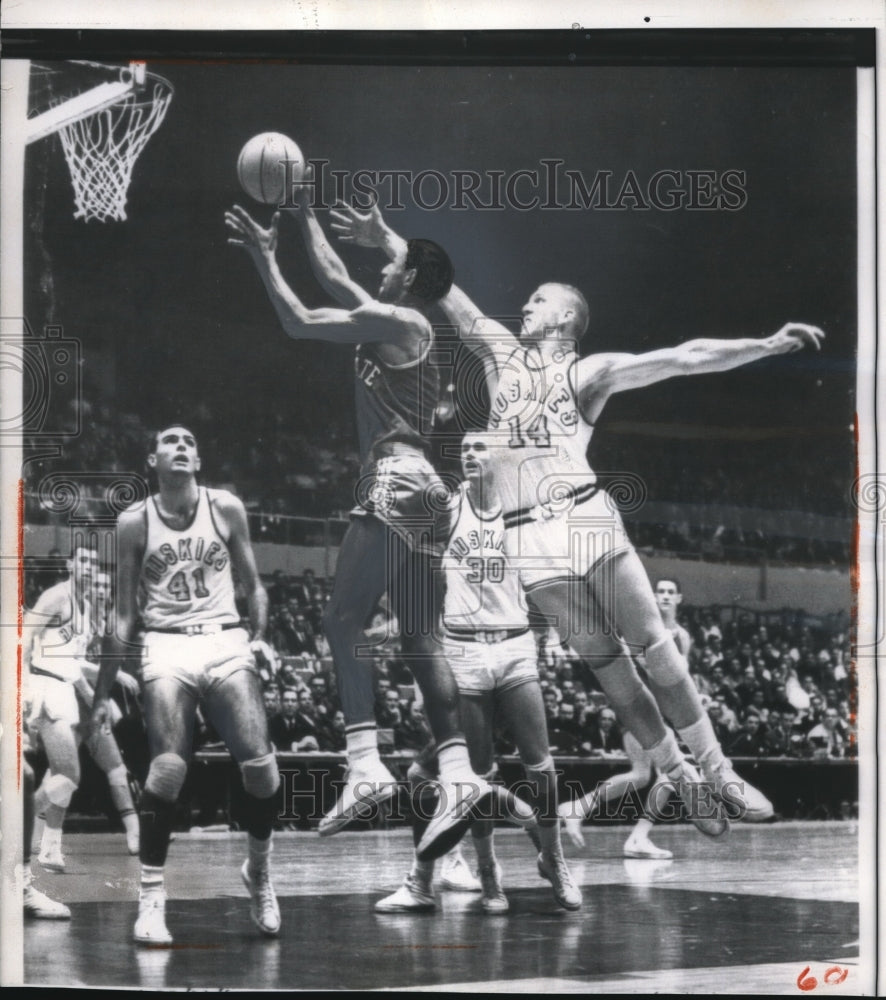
[91,427,281,945]
[329,201,824,835]
[225,196,532,860]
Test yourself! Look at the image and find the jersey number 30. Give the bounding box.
[466,556,505,584]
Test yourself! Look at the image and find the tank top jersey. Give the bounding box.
[139,487,240,630]
[488,343,595,516]
[442,483,529,631]
[353,337,439,471]
[31,580,94,681]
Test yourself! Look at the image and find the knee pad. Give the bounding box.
[43,772,78,808]
[644,632,689,686]
[593,656,645,706]
[144,752,188,803]
[107,763,129,790]
[240,753,280,799]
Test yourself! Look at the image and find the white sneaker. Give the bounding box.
[667,758,730,838]
[623,837,673,860]
[375,873,436,913]
[439,850,481,892]
[705,758,774,822]
[37,846,66,873]
[415,774,492,862]
[557,802,586,849]
[537,851,582,911]
[478,862,509,914]
[134,889,173,945]
[23,876,70,920]
[241,859,281,937]
[318,759,398,837]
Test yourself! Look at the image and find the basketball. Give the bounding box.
[236,132,304,205]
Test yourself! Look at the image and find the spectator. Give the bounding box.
[377,688,403,728]
[317,708,347,753]
[268,687,319,753]
[706,701,734,746]
[805,709,846,759]
[393,699,431,753]
[725,715,767,757]
[547,702,580,756]
[262,686,281,721]
[309,673,336,720]
[580,707,623,758]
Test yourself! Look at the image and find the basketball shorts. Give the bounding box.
[443,628,539,696]
[504,487,633,592]
[351,454,455,558]
[141,626,255,697]
[27,661,92,728]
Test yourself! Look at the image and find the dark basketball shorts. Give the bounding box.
[351,454,456,558]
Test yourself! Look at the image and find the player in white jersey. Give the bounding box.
[559,578,693,858]
[330,203,824,833]
[376,434,581,914]
[653,578,692,660]
[91,426,281,945]
[24,545,100,871]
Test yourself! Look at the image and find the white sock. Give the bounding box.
[436,740,473,781]
[677,716,725,770]
[140,864,165,895]
[346,725,380,766]
[248,835,272,873]
[410,857,435,885]
[471,831,496,866]
[627,818,654,844]
[649,731,684,778]
[40,825,62,854]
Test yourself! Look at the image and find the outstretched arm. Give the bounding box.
[578,322,825,402]
[226,205,420,346]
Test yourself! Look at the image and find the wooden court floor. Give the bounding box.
[21,821,866,993]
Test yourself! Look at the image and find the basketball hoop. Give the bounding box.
[53,63,173,222]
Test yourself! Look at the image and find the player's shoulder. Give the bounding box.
[206,487,248,529]
[34,578,71,609]
[354,300,432,337]
[205,486,244,511]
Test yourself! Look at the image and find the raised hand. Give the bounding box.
[225,205,280,256]
[772,322,825,353]
[329,201,387,248]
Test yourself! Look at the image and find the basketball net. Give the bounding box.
[56,72,173,222]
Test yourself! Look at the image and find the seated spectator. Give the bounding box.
[805,708,846,759]
[268,687,319,753]
[376,687,403,728]
[580,707,623,757]
[317,708,347,753]
[262,685,281,721]
[393,699,431,753]
[547,701,580,755]
[706,701,735,746]
[725,714,767,757]
[308,672,336,718]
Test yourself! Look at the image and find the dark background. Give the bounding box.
[22,54,857,517]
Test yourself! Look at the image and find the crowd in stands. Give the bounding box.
[213,570,856,764]
[24,394,853,567]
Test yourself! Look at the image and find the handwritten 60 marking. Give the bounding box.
[797,966,850,991]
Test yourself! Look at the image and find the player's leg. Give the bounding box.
[32,713,81,872]
[497,678,581,910]
[204,664,281,937]
[559,727,655,847]
[528,577,727,837]
[134,677,196,945]
[624,772,674,860]
[375,751,439,913]
[319,516,398,834]
[603,549,772,822]
[457,693,508,913]
[84,709,139,855]
[392,539,533,861]
[22,758,70,920]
